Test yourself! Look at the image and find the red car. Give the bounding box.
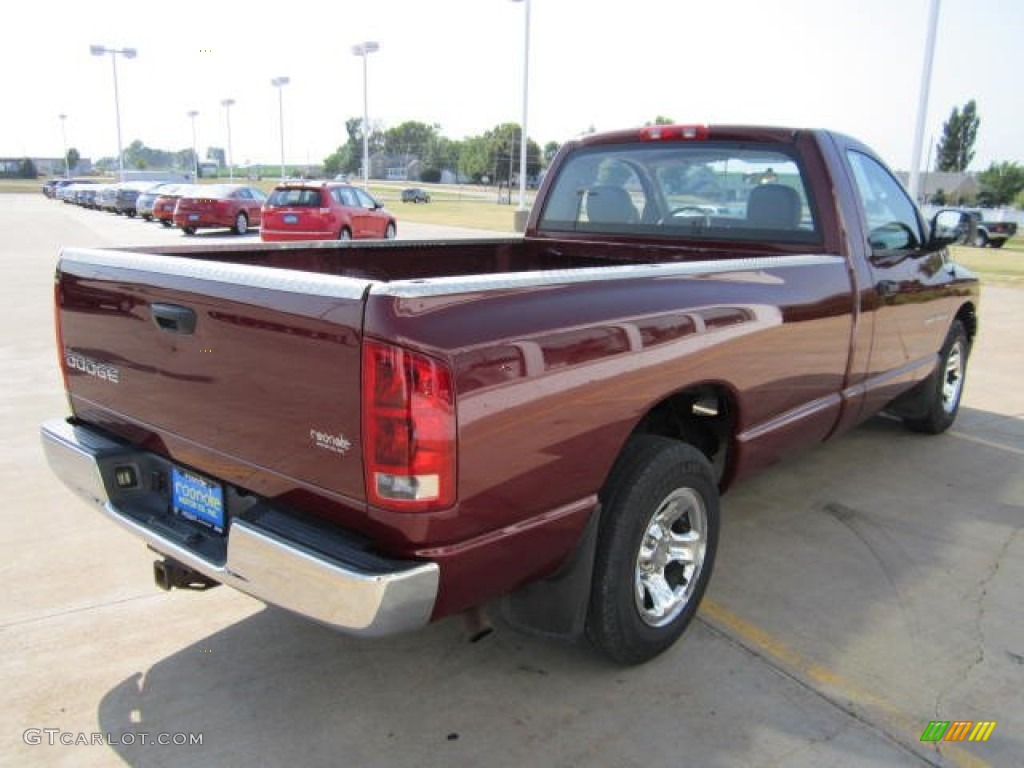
[173,184,266,236]
[260,182,396,242]
[152,185,189,228]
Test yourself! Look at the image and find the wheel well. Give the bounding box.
[631,384,736,488]
[956,303,978,346]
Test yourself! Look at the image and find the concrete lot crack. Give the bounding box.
[0,593,162,630]
[697,616,942,768]
[933,524,1021,721]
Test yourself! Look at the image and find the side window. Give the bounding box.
[354,189,377,209]
[847,151,922,251]
[335,187,358,207]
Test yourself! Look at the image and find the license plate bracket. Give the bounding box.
[172,467,225,533]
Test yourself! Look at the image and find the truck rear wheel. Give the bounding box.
[587,436,719,664]
[904,319,968,434]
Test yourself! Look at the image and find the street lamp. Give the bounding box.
[909,0,941,203]
[90,44,137,182]
[510,0,531,214]
[351,41,380,189]
[271,77,290,180]
[221,98,236,181]
[187,110,199,180]
[59,114,69,178]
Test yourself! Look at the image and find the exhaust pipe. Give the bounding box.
[461,606,494,643]
[153,558,219,591]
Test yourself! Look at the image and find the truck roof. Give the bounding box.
[577,124,805,147]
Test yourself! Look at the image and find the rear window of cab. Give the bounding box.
[538,141,821,245]
[267,188,323,207]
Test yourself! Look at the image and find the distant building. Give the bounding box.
[896,171,979,205]
[369,153,421,181]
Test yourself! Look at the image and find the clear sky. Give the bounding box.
[3,0,1020,172]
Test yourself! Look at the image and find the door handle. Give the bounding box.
[151,303,197,334]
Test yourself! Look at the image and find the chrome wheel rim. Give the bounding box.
[942,341,965,414]
[634,487,707,627]
[236,214,247,234]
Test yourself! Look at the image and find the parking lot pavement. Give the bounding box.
[2,194,1021,767]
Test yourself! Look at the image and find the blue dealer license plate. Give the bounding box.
[172,467,225,533]
[283,214,298,224]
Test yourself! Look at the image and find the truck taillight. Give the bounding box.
[639,124,709,141]
[362,340,456,512]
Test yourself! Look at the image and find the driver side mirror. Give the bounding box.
[930,209,963,248]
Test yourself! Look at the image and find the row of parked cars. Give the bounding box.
[43,178,399,241]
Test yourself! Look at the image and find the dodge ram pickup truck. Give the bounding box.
[43,125,978,664]
[932,208,1018,248]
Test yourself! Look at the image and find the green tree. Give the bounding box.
[976,161,1024,206]
[468,123,542,187]
[18,158,38,178]
[385,121,438,157]
[66,147,80,174]
[646,115,675,125]
[936,100,980,172]
[543,141,561,166]
[324,117,366,176]
[123,140,176,171]
[458,135,491,182]
[431,136,462,177]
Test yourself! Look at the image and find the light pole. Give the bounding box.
[59,113,69,178]
[90,44,137,182]
[187,110,200,180]
[221,98,235,181]
[351,42,380,189]
[271,77,290,180]
[510,0,531,214]
[910,0,941,203]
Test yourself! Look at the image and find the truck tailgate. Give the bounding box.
[57,248,371,507]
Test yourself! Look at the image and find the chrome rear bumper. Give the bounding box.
[40,418,439,637]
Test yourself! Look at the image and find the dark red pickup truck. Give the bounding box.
[43,125,978,664]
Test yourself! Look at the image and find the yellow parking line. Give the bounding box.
[699,598,991,768]
[947,430,1024,457]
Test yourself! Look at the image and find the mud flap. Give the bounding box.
[497,503,602,641]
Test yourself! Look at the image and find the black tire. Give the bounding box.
[159,219,171,228]
[904,319,969,434]
[586,436,720,664]
[232,212,248,235]
[973,232,988,248]
[991,240,1005,249]
[182,226,197,236]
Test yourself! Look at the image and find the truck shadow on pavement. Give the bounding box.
[96,410,1024,768]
